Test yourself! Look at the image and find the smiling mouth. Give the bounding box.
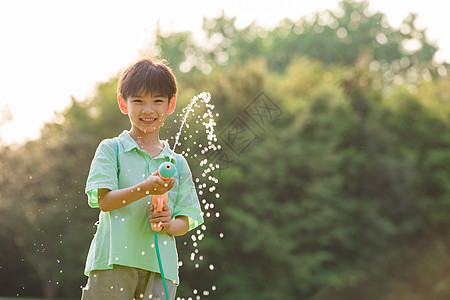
[140,117,157,123]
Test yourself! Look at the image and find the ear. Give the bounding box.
[118,95,128,114]
[167,95,176,115]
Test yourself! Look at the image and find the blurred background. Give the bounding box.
[1,0,450,299]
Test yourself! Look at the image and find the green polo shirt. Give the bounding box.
[84,131,204,284]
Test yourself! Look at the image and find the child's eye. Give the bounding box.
[155,99,164,103]
[133,99,142,103]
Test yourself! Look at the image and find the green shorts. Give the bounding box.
[81,265,177,300]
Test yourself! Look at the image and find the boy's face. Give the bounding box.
[118,91,176,136]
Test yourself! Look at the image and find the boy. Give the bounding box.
[81,58,204,300]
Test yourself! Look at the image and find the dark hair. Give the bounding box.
[117,57,178,101]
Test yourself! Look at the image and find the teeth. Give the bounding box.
[141,118,156,121]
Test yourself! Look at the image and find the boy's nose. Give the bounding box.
[142,103,154,113]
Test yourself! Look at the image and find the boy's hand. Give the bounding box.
[149,202,172,233]
[144,171,175,195]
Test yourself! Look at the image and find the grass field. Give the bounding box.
[0,298,44,300]
[0,298,78,300]
[0,299,47,300]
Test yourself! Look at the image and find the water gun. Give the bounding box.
[151,162,176,231]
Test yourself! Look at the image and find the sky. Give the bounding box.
[1,0,449,145]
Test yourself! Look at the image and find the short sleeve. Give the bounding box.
[173,155,204,231]
[85,139,119,208]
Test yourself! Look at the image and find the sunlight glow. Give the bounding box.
[0,0,448,144]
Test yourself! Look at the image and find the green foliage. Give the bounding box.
[1,1,450,299]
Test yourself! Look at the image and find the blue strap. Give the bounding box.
[113,138,119,161]
[113,138,119,175]
[174,154,183,178]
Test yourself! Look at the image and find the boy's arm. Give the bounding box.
[166,216,189,236]
[98,173,175,212]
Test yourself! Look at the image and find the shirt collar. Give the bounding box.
[118,130,174,160]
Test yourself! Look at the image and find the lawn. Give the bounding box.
[0,298,78,300]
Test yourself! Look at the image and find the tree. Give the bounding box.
[2,1,450,298]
